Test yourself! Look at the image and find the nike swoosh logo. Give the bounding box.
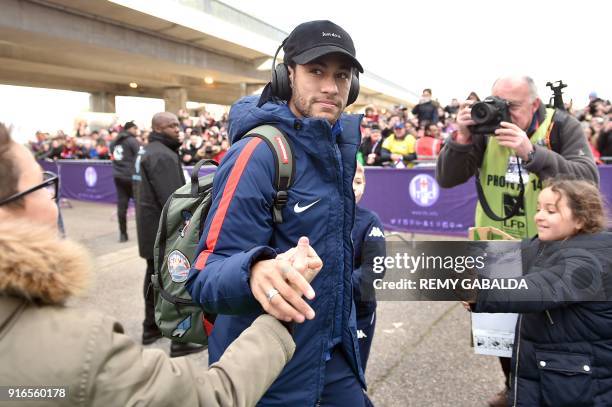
[294,199,321,213]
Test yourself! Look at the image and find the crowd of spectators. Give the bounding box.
[358,88,464,168]
[575,92,612,164]
[26,90,611,168]
[358,88,612,167]
[28,108,231,165]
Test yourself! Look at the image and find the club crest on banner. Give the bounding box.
[84,166,98,188]
[409,174,440,207]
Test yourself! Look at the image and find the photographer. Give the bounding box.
[436,75,598,406]
[437,75,598,237]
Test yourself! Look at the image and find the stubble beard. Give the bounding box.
[292,87,313,119]
[292,87,342,125]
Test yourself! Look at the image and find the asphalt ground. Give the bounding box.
[62,199,505,407]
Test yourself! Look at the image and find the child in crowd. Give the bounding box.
[471,178,612,406]
[352,164,386,371]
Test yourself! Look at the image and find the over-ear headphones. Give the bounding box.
[270,42,360,106]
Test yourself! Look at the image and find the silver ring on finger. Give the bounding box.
[266,288,280,302]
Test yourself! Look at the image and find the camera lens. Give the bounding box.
[471,103,494,124]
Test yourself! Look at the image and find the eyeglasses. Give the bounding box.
[0,171,59,206]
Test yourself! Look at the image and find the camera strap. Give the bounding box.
[474,155,526,221]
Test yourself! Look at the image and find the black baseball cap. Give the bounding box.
[282,20,364,73]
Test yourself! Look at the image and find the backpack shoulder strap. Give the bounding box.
[244,125,295,224]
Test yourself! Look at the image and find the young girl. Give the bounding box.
[472,178,612,406]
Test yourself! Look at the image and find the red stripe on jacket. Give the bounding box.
[194,137,263,270]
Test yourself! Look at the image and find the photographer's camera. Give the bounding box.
[469,96,512,135]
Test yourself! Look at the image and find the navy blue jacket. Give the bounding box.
[186,95,364,405]
[475,232,612,406]
[352,205,385,318]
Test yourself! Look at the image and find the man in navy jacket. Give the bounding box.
[187,20,368,406]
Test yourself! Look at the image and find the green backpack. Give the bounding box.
[151,125,295,346]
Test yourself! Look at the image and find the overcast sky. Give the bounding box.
[222,0,610,108]
[2,0,609,141]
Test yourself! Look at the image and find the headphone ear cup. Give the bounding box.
[347,73,360,106]
[271,64,292,100]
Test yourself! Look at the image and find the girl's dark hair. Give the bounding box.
[0,122,22,207]
[544,178,607,234]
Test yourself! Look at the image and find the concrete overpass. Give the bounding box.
[0,0,418,113]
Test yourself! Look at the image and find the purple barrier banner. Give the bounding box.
[58,160,117,203]
[39,159,58,174]
[599,165,612,210]
[360,166,612,236]
[37,160,217,203]
[182,165,216,181]
[360,167,476,236]
[42,160,612,236]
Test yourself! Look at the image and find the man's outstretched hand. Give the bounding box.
[250,237,323,323]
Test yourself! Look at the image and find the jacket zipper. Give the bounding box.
[513,243,546,406]
[538,243,553,327]
[545,310,554,325]
[513,314,523,407]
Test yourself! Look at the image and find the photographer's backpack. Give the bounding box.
[152,125,295,346]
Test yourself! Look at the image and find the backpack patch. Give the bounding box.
[167,250,191,283]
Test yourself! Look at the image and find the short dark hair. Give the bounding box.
[0,123,23,208]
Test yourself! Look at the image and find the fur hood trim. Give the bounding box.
[0,220,91,304]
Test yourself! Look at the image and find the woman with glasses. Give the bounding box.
[0,123,296,406]
[0,167,59,224]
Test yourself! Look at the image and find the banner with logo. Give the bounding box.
[360,167,477,236]
[39,161,612,236]
[58,160,117,202]
[39,160,58,174]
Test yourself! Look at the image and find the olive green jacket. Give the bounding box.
[0,221,295,406]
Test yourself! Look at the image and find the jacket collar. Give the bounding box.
[527,103,548,136]
[115,131,132,143]
[0,220,91,305]
[149,132,182,152]
[532,232,612,258]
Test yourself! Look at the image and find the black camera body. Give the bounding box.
[469,96,512,135]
